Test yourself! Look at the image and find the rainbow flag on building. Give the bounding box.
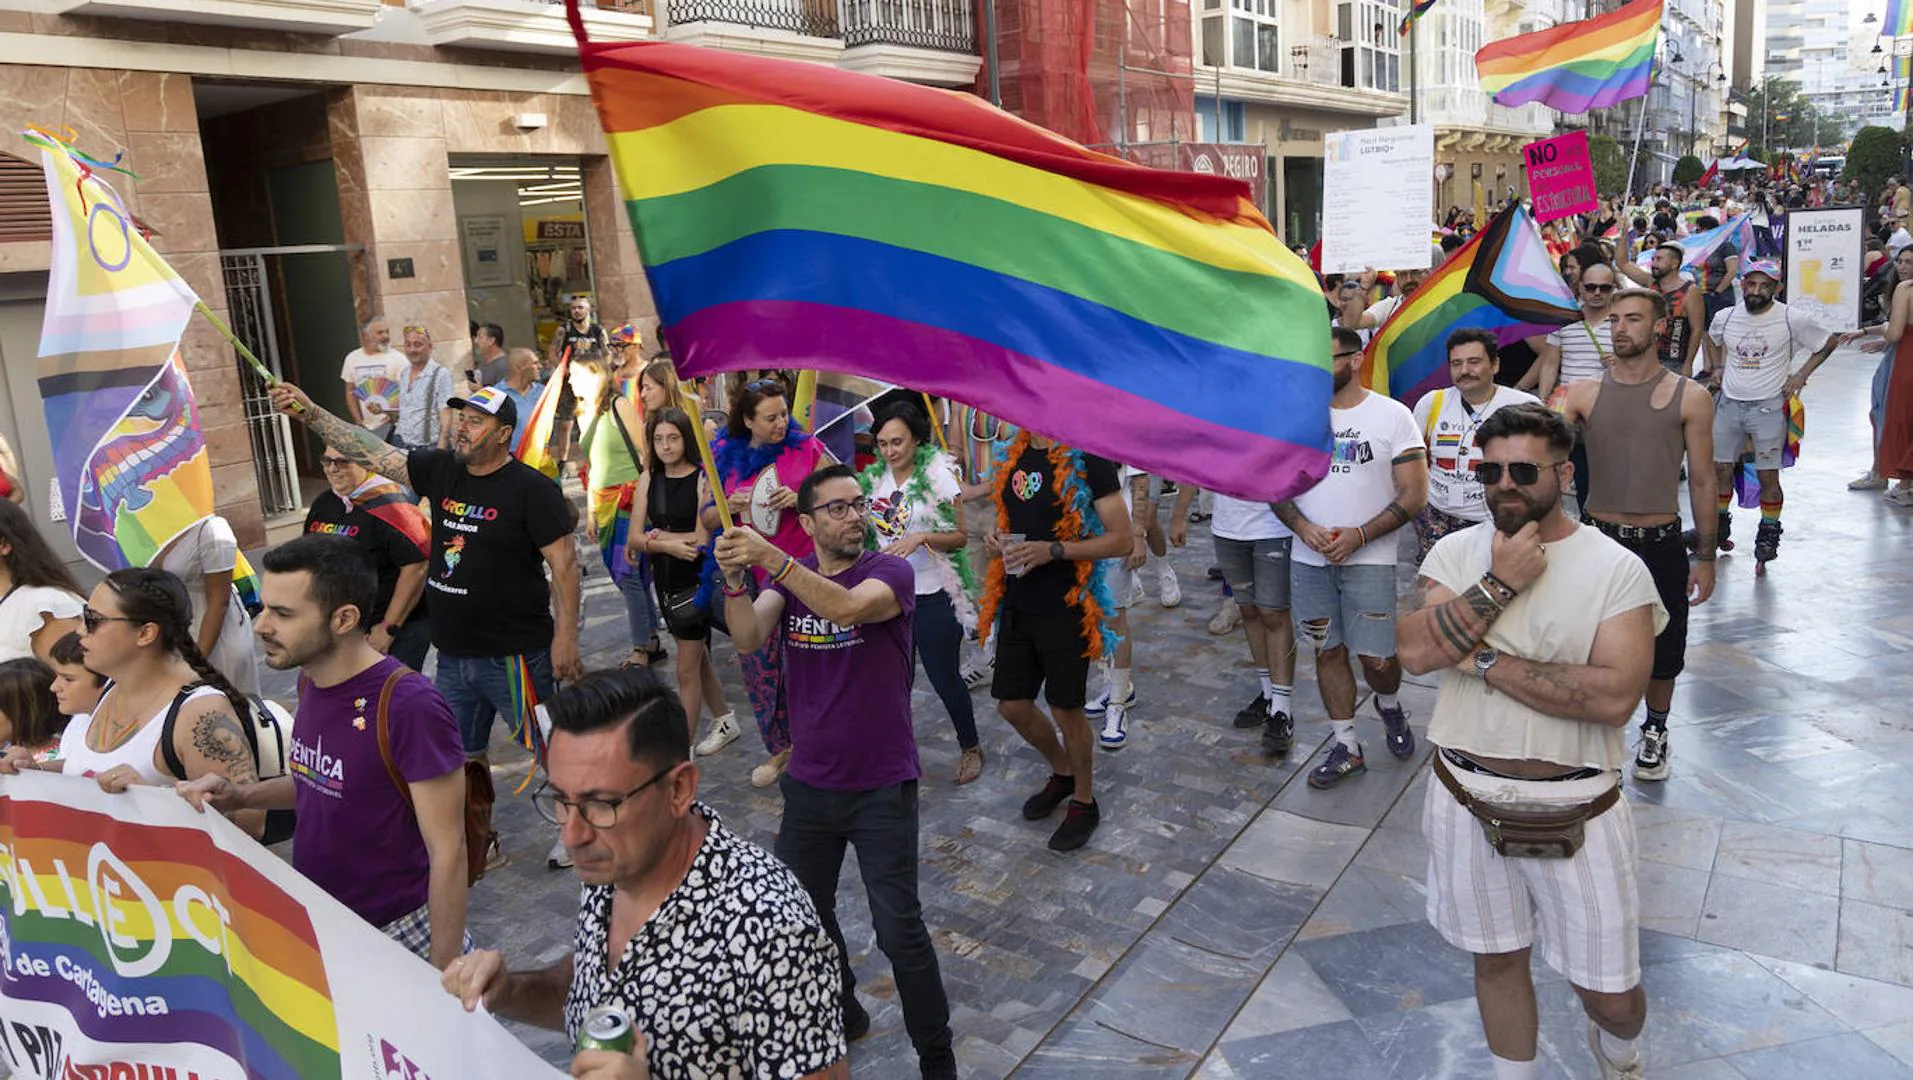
[1475,0,1662,113]
[568,32,1332,502]
[1888,0,1913,38]
[1364,204,1581,407]
[1399,0,1436,35]
[26,128,216,571]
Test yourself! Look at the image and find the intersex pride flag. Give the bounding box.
[566,24,1332,502]
[0,772,561,1080]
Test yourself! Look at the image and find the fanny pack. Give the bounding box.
[1433,752,1619,859]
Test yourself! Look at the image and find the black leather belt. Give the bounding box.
[1586,517,1682,542]
[1440,747,1604,782]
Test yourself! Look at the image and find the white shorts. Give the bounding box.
[1422,761,1641,993]
[1101,557,1134,610]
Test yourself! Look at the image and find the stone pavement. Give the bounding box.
[260,342,1913,1078]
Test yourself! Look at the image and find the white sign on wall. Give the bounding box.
[1321,124,1435,275]
[1784,206,1864,332]
[461,214,513,288]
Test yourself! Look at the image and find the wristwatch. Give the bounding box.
[1049,541,1066,563]
[1473,647,1499,685]
[380,623,400,637]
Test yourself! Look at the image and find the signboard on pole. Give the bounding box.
[1322,124,1435,274]
[1784,206,1865,332]
[1524,131,1598,223]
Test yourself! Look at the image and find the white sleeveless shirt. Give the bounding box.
[57,683,226,786]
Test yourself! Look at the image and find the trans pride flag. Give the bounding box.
[1364,204,1581,407]
[1476,0,1661,113]
[568,31,1332,502]
[27,129,213,571]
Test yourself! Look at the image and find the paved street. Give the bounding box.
[264,343,1913,1078]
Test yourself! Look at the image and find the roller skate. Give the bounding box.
[1715,510,1735,553]
[1753,519,1781,576]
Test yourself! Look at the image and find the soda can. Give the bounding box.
[575,1005,636,1054]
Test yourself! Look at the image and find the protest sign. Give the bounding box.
[1525,131,1597,223]
[1784,206,1863,332]
[1323,125,1435,274]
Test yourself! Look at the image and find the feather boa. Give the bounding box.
[858,446,980,633]
[975,433,1118,660]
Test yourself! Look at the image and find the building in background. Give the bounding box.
[1643,0,1728,174]
[1766,0,1895,142]
[1409,0,1561,218]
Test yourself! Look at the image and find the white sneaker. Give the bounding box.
[547,839,573,871]
[1887,486,1913,507]
[1850,470,1888,491]
[1158,565,1182,608]
[1099,701,1129,750]
[1586,1021,1645,1080]
[961,658,994,690]
[695,712,741,756]
[1208,599,1241,635]
[1128,574,1146,607]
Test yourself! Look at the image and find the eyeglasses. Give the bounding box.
[81,606,144,634]
[1472,460,1565,486]
[531,765,679,829]
[1581,284,1615,294]
[802,497,869,521]
[319,456,355,470]
[1332,349,1364,360]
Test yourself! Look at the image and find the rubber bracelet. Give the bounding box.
[770,556,796,584]
[1356,525,1369,547]
[1482,571,1519,600]
[722,581,750,597]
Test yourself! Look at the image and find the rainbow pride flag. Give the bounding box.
[511,354,568,477]
[1476,0,1661,113]
[569,34,1332,502]
[1399,0,1436,35]
[26,129,215,571]
[1889,0,1913,38]
[1364,204,1581,407]
[0,797,340,1079]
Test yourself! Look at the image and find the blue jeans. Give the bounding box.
[1874,348,1898,454]
[436,650,556,755]
[912,590,978,750]
[774,777,953,1063]
[390,618,432,673]
[617,561,662,647]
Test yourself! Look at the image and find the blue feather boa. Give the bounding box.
[694,427,819,613]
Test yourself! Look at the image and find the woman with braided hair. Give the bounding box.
[0,568,264,836]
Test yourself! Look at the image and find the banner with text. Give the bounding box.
[0,772,565,1080]
[1322,125,1435,274]
[1784,206,1864,332]
[1524,131,1597,223]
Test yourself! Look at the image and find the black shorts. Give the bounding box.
[991,606,1092,710]
[1603,525,1689,681]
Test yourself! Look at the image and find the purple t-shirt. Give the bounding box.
[771,552,920,792]
[288,656,464,928]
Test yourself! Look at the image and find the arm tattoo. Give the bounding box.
[1383,500,1412,526]
[1506,659,1593,714]
[1426,583,1503,664]
[305,406,412,489]
[1273,499,1303,528]
[189,710,260,785]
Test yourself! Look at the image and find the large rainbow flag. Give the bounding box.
[1889,0,1913,38]
[568,30,1332,502]
[27,129,214,571]
[1364,204,1581,407]
[1476,0,1662,113]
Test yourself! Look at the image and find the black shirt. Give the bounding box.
[303,492,430,627]
[407,450,572,657]
[999,446,1120,615]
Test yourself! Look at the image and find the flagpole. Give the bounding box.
[681,386,736,533]
[922,392,950,453]
[792,369,818,432]
[193,301,276,387]
[1623,95,1650,200]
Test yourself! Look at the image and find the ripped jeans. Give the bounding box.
[1290,562,1399,658]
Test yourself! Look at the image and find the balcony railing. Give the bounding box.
[668,0,837,37]
[841,0,973,51]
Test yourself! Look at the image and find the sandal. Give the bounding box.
[954,746,985,785]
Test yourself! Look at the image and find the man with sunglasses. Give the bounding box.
[715,465,959,1078]
[1561,288,1717,784]
[1399,403,1667,1080]
[443,668,849,1080]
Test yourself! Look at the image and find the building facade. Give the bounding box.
[1765,0,1896,142]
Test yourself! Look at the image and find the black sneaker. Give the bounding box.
[1716,510,1735,552]
[1307,742,1367,789]
[1378,701,1415,759]
[1048,798,1100,852]
[1233,692,1272,728]
[1021,774,1075,820]
[844,997,872,1042]
[1260,711,1294,756]
[919,1049,958,1080]
[1633,725,1670,782]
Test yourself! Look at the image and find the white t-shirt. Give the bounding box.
[1544,318,1612,387]
[155,517,262,698]
[865,452,964,595]
[1292,391,1423,568]
[0,585,83,663]
[1706,302,1829,401]
[339,348,406,434]
[1412,386,1540,521]
[1356,295,1406,344]
[1211,494,1291,541]
[1421,522,1668,770]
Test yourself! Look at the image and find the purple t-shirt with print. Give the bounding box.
[288,656,465,928]
[771,551,920,792]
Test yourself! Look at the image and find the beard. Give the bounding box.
[1332,366,1355,392]
[259,628,336,672]
[1743,293,1775,312]
[1488,488,1557,535]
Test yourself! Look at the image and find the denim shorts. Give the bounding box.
[1290,562,1398,657]
[1712,394,1787,469]
[1213,535,1291,611]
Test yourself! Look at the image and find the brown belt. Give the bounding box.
[1433,752,1620,829]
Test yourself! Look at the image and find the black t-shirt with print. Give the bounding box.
[1000,446,1120,616]
[407,450,571,657]
[303,494,429,627]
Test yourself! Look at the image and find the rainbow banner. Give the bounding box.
[569,32,1332,502]
[1364,204,1581,407]
[0,773,562,1079]
[1632,213,1754,288]
[1475,0,1661,113]
[26,129,214,572]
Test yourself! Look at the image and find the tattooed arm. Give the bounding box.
[1482,604,1656,727]
[269,383,413,490]
[169,698,269,838]
[1395,576,1507,675]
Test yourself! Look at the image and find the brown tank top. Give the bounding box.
[1583,371,1686,518]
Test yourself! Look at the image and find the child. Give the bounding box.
[47,631,104,718]
[0,656,69,764]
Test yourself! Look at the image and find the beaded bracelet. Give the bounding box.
[1479,572,1518,607]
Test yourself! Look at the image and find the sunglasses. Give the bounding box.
[1581,284,1615,294]
[402,325,430,336]
[745,378,784,393]
[1472,460,1565,486]
[81,606,144,634]
[320,456,355,470]
[1332,349,1364,360]
[802,497,869,521]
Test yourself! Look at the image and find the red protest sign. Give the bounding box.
[1525,131,1598,223]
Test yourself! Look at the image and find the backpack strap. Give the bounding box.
[372,666,413,806]
[157,681,210,782]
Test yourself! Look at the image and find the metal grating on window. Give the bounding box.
[0,152,52,244]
